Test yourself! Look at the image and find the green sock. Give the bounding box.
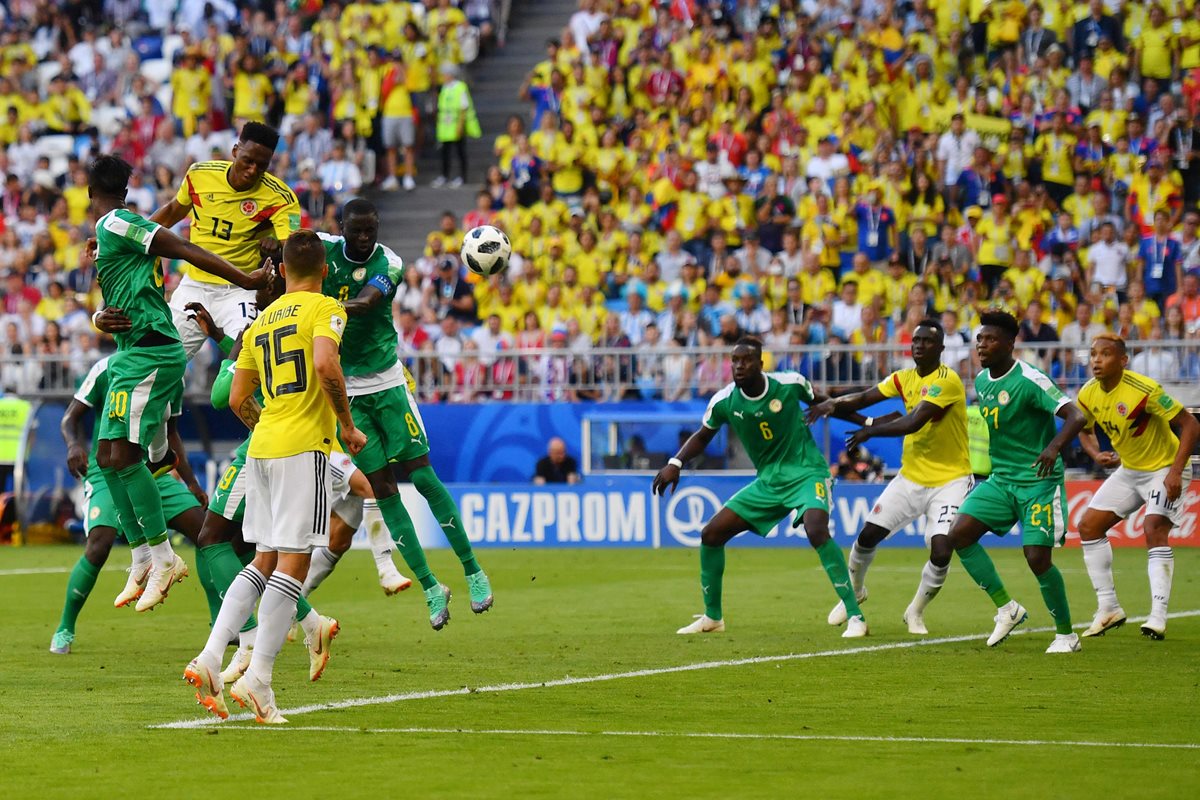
[815,539,862,619]
[1036,564,1073,634]
[957,543,1012,608]
[378,493,437,589]
[195,548,221,625]
[115,462,168,541]
[699,544,725,620]
[411,466,480,575]
[57,556,101,634]
[99,465,146,544]
[295,594,314,622]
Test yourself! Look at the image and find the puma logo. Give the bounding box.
[733,411,744,419]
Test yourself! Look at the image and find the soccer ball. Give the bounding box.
[461,225,512,277]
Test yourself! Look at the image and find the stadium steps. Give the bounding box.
[374,0,575,260]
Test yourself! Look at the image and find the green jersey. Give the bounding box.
[702,372,827,486]
[974,359,1071,485]
[94,209,180,349]
[319,232,404,378]
[73,356,181,483]
[210,357,256,462]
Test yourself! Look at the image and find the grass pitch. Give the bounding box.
[3,545,1198,798]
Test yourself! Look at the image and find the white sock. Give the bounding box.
[364,500,395,573]
[131,543,151,569]
[247,572,303,686]
[1147,546,1174,618]
[910,560,950,614]
[239,626,257,650]
[148,538,176,571]
[1082,537,1120,611]
[302,547,341,596]
[298,608,322,642]
[200,566,266,664]
[848,542,876,596]
[147,420,169,463]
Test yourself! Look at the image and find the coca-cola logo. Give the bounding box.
[1064,481,1199,544]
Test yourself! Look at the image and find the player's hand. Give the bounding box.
[259,238,282,259]
[184,302,223,341]
[1095,451,1121,468]
[66,444,89,479]
[84,237,97,265]
[187,482,209,508]
[805,399,838,424]
[341,426,368,456]
[845,428,871,451]
[1032,447,1060,478]
[652,464,681,496]
[1165,468,1184,503]
[243,261,273,291]
[93,307,132,333]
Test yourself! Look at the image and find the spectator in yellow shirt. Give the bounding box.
[170,48,211,137]
[1131,5,1177,92]
[1002,249,1046,308]
[974,194,1016,291]
[231,54,273,125]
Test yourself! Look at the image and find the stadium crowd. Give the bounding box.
[0,0,495,393]
[404,0,1200,401]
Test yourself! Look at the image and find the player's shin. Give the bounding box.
[699,544,725,620]
[200,565,267,664]
[1036,564,1073,634]
[195,549,222,625]
[57,556,101,635]
[364,499,394,570]
[200,541,251,624]
[1148,547,1174,619]
[115,462,173,567]
[848,541,876,596]
[956,543,1012,608]
[377,493,437,589]
[302,547,340,595]
[246,572,304,685]
[411,466,481,575]
[816,539,862,618]
[1081,537,1120,611]
[911,560,950,613]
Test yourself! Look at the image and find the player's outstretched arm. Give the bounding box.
[1165,410,1200,501]
[653,426,717,496]
[314,336,366,455]
[807,387,885,424]
[1078,427,1120,467]
[60,400,91,479]
[844,401,944,451]
[341,285,385,317]
[148,228,268,290]
[229,368,263,430]
[149,198,191,229]
[1033,403,1087,478]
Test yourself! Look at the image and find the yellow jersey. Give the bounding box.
[175,161,300,284]
[877,366,971,487]
[236,291,347,459]
[1077,371,1183,472]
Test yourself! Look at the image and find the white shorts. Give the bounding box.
[381,115,416,148]
[243,452,331,553]
[866,473,974,546]
[1089,465,1186,527]
[329,450,364,529]
[169,275,258,359]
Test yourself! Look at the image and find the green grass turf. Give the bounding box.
[2,545,1198,798]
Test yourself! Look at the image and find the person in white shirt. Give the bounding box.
[1060,302,1108,379]
[1173,210,1200,273]
[318,141,363,206]
[694,142,729,199]
[568,0,606,65]
[936,113,980,200]
[1086,221,1130,291]
[805,136,849,184]
[471,313,514,367]
[1130,325,1180,382]
[830,281,862,342]
[184,117,234,165]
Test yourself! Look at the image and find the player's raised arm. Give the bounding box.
[653,425,718,496]
[229,366,263,430]
[806,386,886,425]
[148,229,268,290]
[149,196,191,229]
[313,335,365,455]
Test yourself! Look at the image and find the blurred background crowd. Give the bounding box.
[5,0,1200,403]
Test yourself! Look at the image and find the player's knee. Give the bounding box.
[84,532,114,566]
[1078,516,1103,541]
[805,524,831,547]
[368,470,399,498]
[1143,516,1172,547]
[1023,546,1051,574]
[928,534,952,565]
[859,524,887,548]
[699,527,726,548]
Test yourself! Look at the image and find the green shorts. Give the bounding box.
[348,384,430,474]
[85,474,201,535]
[726,472,832,537]
[97,345,187,448]
[956,477,1067,547]
[209,454,247,523]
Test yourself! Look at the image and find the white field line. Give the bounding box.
[207,725,1200,750]
[0,566,123,576]
[151,609,1200,731]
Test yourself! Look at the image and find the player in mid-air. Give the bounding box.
[150,121,300,359]
[1075,334,1198,640]
[185,230,365,724]
[49,352,205,654]
[89,154,265,612]
[653,337,871,637]
[807,319,973,635]
[318,199,491,630]
[939,311,1086,653]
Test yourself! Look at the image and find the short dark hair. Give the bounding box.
[341,197,378,220]
[87,154,133,199]
[239,121,281,152]
[916,317,944,336]
[734,335,763,354]
[979,310,1020,339]
[282,229,326,278]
